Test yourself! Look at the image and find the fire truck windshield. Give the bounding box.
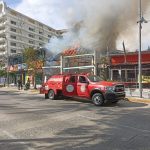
[87,75,101,82]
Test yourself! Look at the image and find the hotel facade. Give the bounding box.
[0,1,65,85]
[0,1,63,62]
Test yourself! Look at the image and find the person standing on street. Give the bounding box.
[17,79,22,90]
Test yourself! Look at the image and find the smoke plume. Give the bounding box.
[46,0,150,53]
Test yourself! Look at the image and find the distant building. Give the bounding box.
[0,1,64,61]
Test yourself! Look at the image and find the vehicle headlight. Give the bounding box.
[106,86,115,91]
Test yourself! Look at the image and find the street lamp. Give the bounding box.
[137,0,148,98]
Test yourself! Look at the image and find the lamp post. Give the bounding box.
[138,0,148,98]
[139,0,142,98]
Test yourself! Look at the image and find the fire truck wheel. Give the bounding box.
[92,93,104,106]
[48,90,55,100]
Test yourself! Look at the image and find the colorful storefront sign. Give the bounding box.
[142,76,150,83]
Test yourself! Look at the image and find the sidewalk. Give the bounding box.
[126,88,150,103]
[126,97,150,104]
[1,86,39,94]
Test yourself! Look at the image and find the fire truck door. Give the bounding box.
[63,75,77,97]
[77,76,89,97]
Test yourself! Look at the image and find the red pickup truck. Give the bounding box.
[40,73,125,106]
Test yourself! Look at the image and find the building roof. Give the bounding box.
[111,51,150,65]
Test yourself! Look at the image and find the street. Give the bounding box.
[0,88,150,150]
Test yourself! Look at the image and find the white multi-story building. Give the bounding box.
[0,1,64,61]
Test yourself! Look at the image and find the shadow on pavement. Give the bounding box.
[64,98,147,108]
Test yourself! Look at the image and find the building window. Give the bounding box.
[11,49,16,53]
[39,31,43,34]
[10,35,16,39]
[39,43,43,46]
[29,27,35,32]
[10,20,16,25]
[29,40,34,44]
[10,42,16,46]
[10,28,16,32]
[48,35,51,38]
[28,34,35,38]
[39,37,43,40]
[48,28,53,31]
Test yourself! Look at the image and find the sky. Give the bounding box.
[4,0,69,29]
[4,0,22,7]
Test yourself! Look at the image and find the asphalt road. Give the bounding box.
[0,88,150,150]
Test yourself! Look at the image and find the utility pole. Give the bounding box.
[138,0,142,98]
[137,0,148,98]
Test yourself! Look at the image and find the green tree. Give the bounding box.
[23,47,40,89]
[0,63,6,77]
[0,68,6,77]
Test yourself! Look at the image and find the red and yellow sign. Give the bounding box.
[142,76,150,83]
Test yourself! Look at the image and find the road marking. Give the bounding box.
[0,129,35,150]
[78,114,150,133]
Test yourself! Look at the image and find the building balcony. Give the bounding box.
[0,29,5,35]
[0,52,6,57]
[0,37,5,44]
[0,22,5,30]
[0,44,6,50]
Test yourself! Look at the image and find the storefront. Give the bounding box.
[110,51,150,88]
[8,64,26,85]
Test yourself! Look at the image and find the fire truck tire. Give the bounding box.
[112,100,119,104]
[92,93,104,106]
[48,90,56,100]
[45,94,49,99]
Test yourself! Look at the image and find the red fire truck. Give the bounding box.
[40,73,125,106]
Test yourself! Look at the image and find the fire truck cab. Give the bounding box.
[40,73,125,106]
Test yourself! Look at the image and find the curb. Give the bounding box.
[127,97,150,104]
